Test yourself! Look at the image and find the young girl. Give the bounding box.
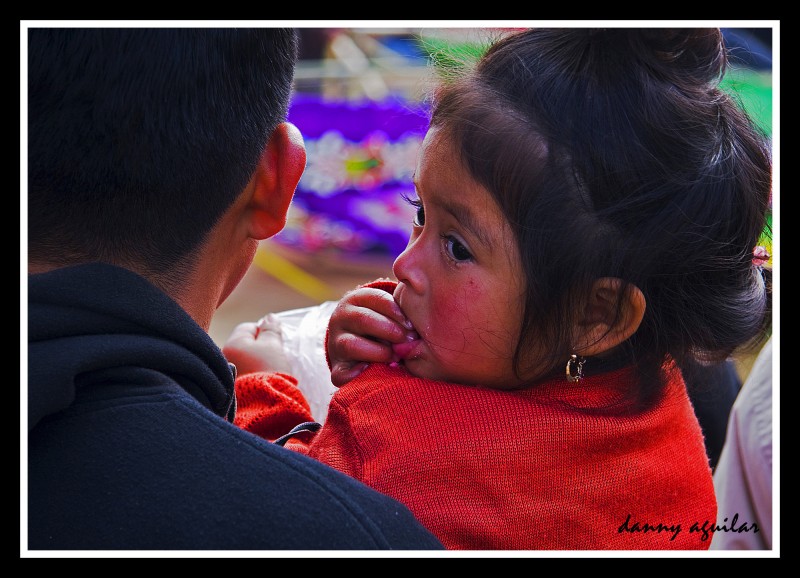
[224,28,772,550]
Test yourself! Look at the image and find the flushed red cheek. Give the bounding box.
[428,278,485,332]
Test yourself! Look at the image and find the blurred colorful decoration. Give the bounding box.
[272,96,429,260]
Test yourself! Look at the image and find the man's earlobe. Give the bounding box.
[248,122,307,240]
[574,278,646,357]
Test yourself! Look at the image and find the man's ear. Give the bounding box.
[248,122,307,240]
[573,277,646,357]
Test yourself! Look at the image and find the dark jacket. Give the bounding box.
[26,263,443,551]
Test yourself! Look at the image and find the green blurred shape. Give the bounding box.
[720,68,773,136]
[417,35,487,73]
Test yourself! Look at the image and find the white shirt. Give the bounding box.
[710,337,773,550]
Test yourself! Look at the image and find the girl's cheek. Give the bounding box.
[430,277,483,325]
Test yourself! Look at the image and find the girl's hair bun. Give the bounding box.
[635,28,727,84]
[582,28,727,85]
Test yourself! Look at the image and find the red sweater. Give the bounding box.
[235,361,717,550]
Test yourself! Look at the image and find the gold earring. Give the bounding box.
[566,354,586,383]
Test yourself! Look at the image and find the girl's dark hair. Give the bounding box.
[429,28,772,402]
[28,28,299,286]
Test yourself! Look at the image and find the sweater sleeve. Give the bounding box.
[238,280,398,447]
[234,372,315,444]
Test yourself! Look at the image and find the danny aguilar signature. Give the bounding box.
[618,513,760,542]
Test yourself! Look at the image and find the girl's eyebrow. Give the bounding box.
[439,200,493,251]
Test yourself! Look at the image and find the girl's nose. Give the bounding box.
[392,238,425,294]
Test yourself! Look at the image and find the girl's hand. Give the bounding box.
[223,314,293,377]
[327,287,414,387]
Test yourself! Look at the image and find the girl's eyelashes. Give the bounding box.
[403,195,425,226]
[442,234,473,262]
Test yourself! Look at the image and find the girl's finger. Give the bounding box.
[329,332,396,366]
[330,362,370,388]
[343,288,409,328]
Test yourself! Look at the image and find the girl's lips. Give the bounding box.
[392,330,421,360]
[392,286,422,360]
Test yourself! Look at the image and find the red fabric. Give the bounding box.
[235,362,717,550]
[233,372,315,443]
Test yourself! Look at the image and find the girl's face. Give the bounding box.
[392,127,527,388]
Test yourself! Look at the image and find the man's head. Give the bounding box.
[28,28,301,290]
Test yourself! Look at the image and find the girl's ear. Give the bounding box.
[247,122,307,240]
[573,277,646,357]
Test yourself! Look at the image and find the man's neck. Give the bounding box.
[28,258,216,332]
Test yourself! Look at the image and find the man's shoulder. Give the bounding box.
[27,385,443,551]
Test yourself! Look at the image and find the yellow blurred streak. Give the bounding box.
[253,246,339,303]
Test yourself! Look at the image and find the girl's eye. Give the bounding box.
[444,235,473,262]
[414,205,425,227]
